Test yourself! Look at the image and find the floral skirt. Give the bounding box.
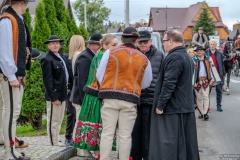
[73,93,116,151]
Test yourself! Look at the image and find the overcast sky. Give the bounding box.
[70,0,238,30]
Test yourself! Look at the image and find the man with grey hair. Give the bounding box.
[149,30,199,160]
[205,39,225,112]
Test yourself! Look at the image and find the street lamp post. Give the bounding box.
[156,6,167,31]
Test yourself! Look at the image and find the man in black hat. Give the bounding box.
[41,35,72,146]
[192,27,208,48]
[96,27,152,159]
[0,0,35,159]
[193,46,215,120]
[131,30,164,160]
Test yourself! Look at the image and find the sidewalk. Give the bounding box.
[0,135,118,160]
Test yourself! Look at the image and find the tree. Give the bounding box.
[138,19,147,24]
[22,60,46,130]
[79,24,89,40]
[194,7,215,36]
[73,0,111,34]
[31,0,51,52]
[22,0,50,130]
[23,8,32,32]
[42,0,69,53]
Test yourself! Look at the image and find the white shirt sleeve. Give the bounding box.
[141,60,152,89]
[96,50,110,84]
[0,18,17,81]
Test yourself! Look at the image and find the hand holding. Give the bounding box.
[52,100,60,106]
[156,108,163,115]
[9,80,20,88]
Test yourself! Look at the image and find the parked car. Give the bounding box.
[103,27,165,53]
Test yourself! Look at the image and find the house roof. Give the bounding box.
[149,1,226,32]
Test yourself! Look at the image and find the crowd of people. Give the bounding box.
[0,0,233,160]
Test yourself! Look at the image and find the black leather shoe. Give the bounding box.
[203,114,209,120]
[198,114,203,119]
[217,108,223,112]
[65,138,74,146]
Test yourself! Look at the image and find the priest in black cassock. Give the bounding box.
[149,30,200,160]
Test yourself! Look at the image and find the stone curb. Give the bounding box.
[45,147,77,160]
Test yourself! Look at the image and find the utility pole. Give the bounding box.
[84,1,87,29]
[125,0,129,27]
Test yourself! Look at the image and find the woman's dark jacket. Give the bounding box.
[69,47,95,105]
[140,45,164,106]
[153,46,194,114]
[41,50,72,102]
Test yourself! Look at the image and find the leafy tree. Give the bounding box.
[79,24,89,40]
[31,0,51,52]
[42,0,68,52]
[194,7,215,36]
[73,0,111,34]
[23,8,32,32]
[22,60,46,130]
[138,19,147,24]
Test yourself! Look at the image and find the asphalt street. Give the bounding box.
[198,74,240,160]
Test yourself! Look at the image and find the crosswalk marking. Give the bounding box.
[230,79,240,83]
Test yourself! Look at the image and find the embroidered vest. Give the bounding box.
[98,46,148,104]
[236,39,240,49]
[0,7,28,77]
[195,57,211,83]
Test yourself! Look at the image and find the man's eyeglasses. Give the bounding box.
[138,40,149,45]
[162,39,170,42]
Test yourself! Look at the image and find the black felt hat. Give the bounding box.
[138,30,151,41]
[122,27,139,37]
[194,45,206,51]
[87,33,103,44]
[31,48,45,60]
[44,35,64,44]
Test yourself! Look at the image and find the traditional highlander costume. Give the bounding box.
[96,27,152,160]
[41,35,72,146]
[74,48,116,151]
[192,46,220,120]
[0,3,34,160]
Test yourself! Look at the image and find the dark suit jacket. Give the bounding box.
[69,47,95,105]
[41,50,72,102]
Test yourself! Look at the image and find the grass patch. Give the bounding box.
[16,115,67,137]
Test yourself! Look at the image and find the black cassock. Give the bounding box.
[149,111,200,160]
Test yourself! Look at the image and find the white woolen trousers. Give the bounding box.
[195,85,210,114]
[0,74,24,160]
[100,99,137,160]
[46,101,66,145]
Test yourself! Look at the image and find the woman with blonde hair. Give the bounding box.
[69,35,85,73]
[65,35,85,146]
[74,34,118,158]
[187,48,196,58]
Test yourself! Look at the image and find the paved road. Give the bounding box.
[198,75,240,160]
[1,76,240,160]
